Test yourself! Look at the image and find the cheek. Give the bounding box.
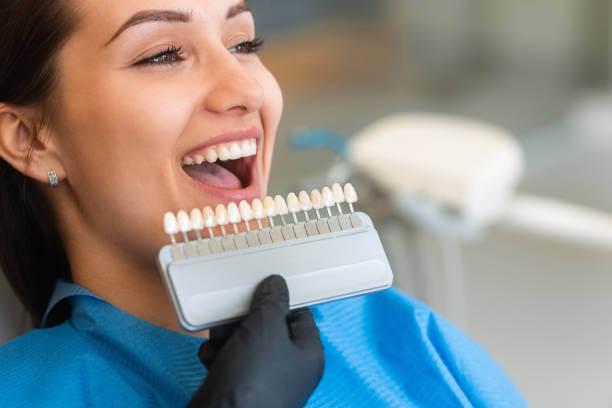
[61,78,190,202]
[57,71,195,257]
[256,65,284,191]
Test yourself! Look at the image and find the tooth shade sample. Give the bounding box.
[218,145,231,161]
[227,203,241,224]
[310,190,323,209]
[190,209,204,230]
[274,195,289,215]
[297,191,312,221]
[251,199,265,220]
[215,204,229,226]
[332,183,346,203]
[251,198,265,228]
[263,196,277,217]
[298,191,313,211]
[164,212,179,235]
[182,157,194,166]
[229,143,241,160]
[239,200,254,221]
[203,207,217,228]
[177,211,192,233]
[322,187,335,207]
[287,193,301,213]
[205,149,218,163]
[286,193,301,223]
[263,196,277,227]
[344,183,358,203]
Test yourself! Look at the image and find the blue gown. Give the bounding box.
[0,281,525,407]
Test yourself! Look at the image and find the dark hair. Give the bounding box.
[0,0,78,327]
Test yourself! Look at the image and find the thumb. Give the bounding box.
[237,275,291,339]
[249,274,290,317]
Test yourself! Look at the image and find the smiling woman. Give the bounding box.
[0,0,282,331]
[0,0,525,407]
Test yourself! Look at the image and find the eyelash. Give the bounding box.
[134,38,265,67]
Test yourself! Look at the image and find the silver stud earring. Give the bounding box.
[48,170,59,188]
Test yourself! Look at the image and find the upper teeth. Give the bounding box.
[182,138,257,166]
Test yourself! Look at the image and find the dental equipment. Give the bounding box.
[347,114,612,249]
[347,114,525,233]
[157,183,394,332]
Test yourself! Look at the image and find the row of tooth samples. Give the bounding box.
[164,183,359,247]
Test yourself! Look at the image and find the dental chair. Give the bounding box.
[0,270,30,345]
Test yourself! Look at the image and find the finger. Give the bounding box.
[208,322,240,347]
[250,274,289,318]
[197,340,220,368]
[287,308,319,345]
[288,309,325,379]
[236,275,291,340]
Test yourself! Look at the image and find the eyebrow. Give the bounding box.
[103,1,251,48]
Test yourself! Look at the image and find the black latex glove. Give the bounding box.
[187,275,325,408]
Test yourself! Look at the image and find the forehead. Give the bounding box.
[72,0,240,39]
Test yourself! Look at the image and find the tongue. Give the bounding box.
[184,162,242,189]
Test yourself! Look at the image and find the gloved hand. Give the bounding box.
[187,275,325,408]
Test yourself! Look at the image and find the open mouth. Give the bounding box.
[181,138,257,190]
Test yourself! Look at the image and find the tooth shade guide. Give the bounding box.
[161,183,361,249]
[158,202,393,332]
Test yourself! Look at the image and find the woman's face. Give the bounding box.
[52,0,282,261]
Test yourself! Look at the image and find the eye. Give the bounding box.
[134,45,185,67]
[228,38,264,55]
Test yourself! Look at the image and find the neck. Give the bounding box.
[58,215,208,339]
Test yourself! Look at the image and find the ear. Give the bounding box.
[0,104,66,185]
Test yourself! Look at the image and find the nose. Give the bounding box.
[204,51,264,116]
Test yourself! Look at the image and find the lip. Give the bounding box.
[181,127,263,159]
[180,126,263,203]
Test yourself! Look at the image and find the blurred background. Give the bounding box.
[251,1,612,407]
